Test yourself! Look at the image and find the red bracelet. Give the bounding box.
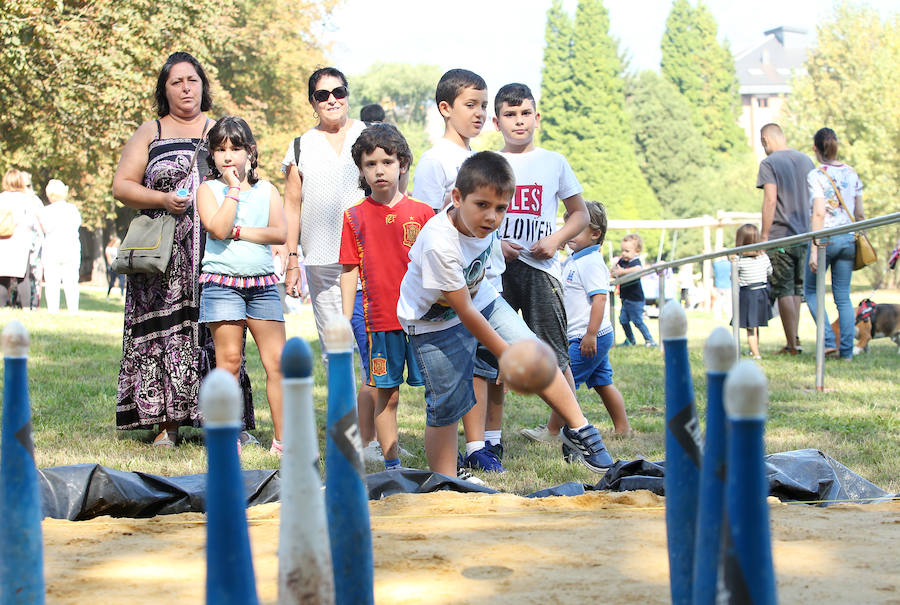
[233,226,241,241]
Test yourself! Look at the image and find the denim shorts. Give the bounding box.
[473,297,536,380]
[367,330,424,388]
[411,298,536,425]
[200,282,284,323]
[569,331,614,389]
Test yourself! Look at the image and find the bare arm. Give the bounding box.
[283,164,303,296]
[531,193,588,259]
[234,185,287,245]
[808,196,826,274]
[580,292,607,358]
[196,183,235,240]
[340,266,358,320]
[112,120,189,214]
[853,195,864,222]
[760,183,778,241]
[443,288,508,359]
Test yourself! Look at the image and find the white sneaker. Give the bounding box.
[362,441,384,463]
[362,441,413,462]
[519,424,561,443]
[457,467,486,486]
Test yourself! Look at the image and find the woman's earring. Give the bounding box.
[313,111,319,120]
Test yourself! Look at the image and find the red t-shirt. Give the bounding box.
[339,195,434,332]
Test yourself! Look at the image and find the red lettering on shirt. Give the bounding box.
[508,184,543,216]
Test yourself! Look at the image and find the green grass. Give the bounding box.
[1,286,897,495]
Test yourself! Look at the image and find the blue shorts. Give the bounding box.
[200,282,284,323]
[569,331,614,389]
[350,290,370,382]
[473,297,536,380]
[411,298,535,426]
[367,330,424,388]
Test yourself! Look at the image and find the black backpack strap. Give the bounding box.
[292,136,302,167]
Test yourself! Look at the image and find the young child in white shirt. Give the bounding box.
[562,201,630,434]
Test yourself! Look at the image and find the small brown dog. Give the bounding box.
[831,299,900,354]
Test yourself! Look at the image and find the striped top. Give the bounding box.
[737,253,772,287]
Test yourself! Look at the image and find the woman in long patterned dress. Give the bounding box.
[112,52,252,447]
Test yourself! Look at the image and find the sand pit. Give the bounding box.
[43,491,899,604]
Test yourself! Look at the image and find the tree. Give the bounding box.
[0,1,333,229]
[352,62,442,126]
[782,3,900,285]
[350,62,443,183]
[565,0,659,220]
[627,71,708,212]
[661,0,746,158]
[538,0,575,153]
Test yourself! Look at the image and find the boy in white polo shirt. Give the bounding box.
[491,82,590,446]
[562,201,630,434]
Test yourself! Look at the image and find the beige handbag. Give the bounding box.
[818,169,876,271]
[113,122,208,275]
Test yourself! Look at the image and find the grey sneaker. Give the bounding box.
[362,441,412,462]
[519,424,561,443]
[362,441,384,463]
[239,431,260,447]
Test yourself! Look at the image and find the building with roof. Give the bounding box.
[735,26,809,158]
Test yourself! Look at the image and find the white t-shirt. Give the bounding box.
[39,201,82,259]
[807,164,863,231]
[397,208,499,335]
[498,147,582,282]
[281,120,366,266]
[412,138,473,211]
[562,244,612,341]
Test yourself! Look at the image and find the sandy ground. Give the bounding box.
[42,491,899,604]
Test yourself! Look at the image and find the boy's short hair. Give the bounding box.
[455,151,515,201]
[623,233,643,251]
[435,68,486,108]
[493,82,536,117]
[566,201,607,246]
[351,123,413,171]
[360,103,386,123]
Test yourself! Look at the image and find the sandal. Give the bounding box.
[153,430,177,448]
[775,345,800,355]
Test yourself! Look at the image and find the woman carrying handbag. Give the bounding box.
[804,127,866,361]
[112,52,254,447]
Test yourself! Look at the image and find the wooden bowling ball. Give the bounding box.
[499,339,557,394]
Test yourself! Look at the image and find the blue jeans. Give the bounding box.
[619,299,655,344]
[804,233,855,358]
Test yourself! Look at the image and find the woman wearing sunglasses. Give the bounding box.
[282,67,365,346]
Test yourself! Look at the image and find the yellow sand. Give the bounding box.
[42,491,899,604]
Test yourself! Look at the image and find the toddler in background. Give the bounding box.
[734,223,773,359]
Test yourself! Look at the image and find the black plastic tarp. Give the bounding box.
[37,449,893,521]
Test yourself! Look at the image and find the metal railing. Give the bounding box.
[611,211,900,390]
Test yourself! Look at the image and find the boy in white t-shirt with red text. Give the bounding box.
[491,83,590,447]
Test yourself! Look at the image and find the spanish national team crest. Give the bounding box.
[370,357,387,377]
[402,221,421,247]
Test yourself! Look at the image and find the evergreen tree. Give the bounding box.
[566,0,659,219]
[661,0,746,157]
[538,0,574,153]
[628,71,707,212]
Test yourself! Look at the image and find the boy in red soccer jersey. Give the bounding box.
[340,123,435,470]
